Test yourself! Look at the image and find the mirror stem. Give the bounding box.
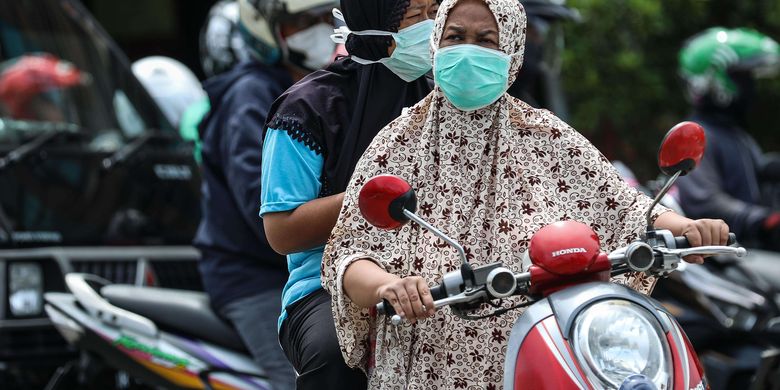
[402,209,476,286]
[644,170,682,239]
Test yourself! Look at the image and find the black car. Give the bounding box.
[0,0,203,387]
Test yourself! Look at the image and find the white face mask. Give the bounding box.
[286,23,337,70]
[330,9,433,82]
[332,19,434,82]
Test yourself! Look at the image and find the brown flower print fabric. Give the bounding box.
[321,0,670,389]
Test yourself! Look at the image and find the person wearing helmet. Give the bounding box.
[259,0,438,387]
[192,0,339,389]
[676,27,780,250]
[200,0,251,78]
[131,56,207,162]
[506,0,579,119]
[131,56,206,129]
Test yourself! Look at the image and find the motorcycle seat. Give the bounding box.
[101,284,248,353]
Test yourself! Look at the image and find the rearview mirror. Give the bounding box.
[658,121,706,176]
[358,175,417,230]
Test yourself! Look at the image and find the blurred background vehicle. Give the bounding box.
[0,0,203,388]
[508,0,581,120]
[653,26,780,390]
[617,157,780,390]
[43,272,274,390]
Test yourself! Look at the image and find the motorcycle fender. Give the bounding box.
[44,293,86,344]
[45,292,112,342]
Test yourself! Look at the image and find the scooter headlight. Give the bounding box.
[572,300,671,389]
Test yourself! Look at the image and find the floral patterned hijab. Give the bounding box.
[322,0,667,388]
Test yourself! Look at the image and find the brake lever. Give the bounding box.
[658,245,747,258]
[389,290,489,325]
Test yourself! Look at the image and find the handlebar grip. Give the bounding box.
[673,232,737,249]
[377,299,395,316]
[429,284,446,301]
[375,284,447,316]
[672,236,688,249]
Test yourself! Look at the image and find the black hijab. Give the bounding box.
[264,0,432,196]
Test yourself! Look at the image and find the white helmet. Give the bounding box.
[238,0,338,70]
[131,56,206,128]
[200,0,250,77]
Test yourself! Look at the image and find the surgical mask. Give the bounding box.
[286,23,337,70]
[434,44,512,111]
[331,9,433,82]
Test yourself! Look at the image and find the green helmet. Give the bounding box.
[679,27,780,106]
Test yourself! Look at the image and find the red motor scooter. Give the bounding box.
[357,122,745,389]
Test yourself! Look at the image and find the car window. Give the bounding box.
[0,0,174,144]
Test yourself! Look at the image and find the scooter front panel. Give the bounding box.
[504,300,590,389]
[512,319,590,389]
[503,282,707,389]
[504,298,553,389]
[663,312,706,390]
[547,282,671,339]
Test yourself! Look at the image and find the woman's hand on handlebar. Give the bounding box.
[678,218,730,264]
[376,276,436,323]
[655,212,730,264]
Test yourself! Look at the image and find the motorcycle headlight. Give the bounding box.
[9,262,43,316]
[572,300,671,389]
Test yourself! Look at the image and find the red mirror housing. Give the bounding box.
[658,121,706,176]
[358,175,417,230]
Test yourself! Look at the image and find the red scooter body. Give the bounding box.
[502,221,708,390]
[507,305,706,389]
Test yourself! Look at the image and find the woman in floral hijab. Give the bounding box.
[322,0,730,388]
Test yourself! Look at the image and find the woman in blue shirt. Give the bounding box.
[260,0,439,387]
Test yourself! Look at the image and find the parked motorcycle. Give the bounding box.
[43,274,272,389]
[651,253,780,390]
[613,150,780,389]
[357,121,745,389]
[651,236,780,390]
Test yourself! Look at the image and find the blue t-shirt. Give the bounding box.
[260,128,326,329]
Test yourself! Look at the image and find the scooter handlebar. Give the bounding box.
[377,243,748,323]
[673,232,737,249]
[376,270,533,319]
[610,231,744,274]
